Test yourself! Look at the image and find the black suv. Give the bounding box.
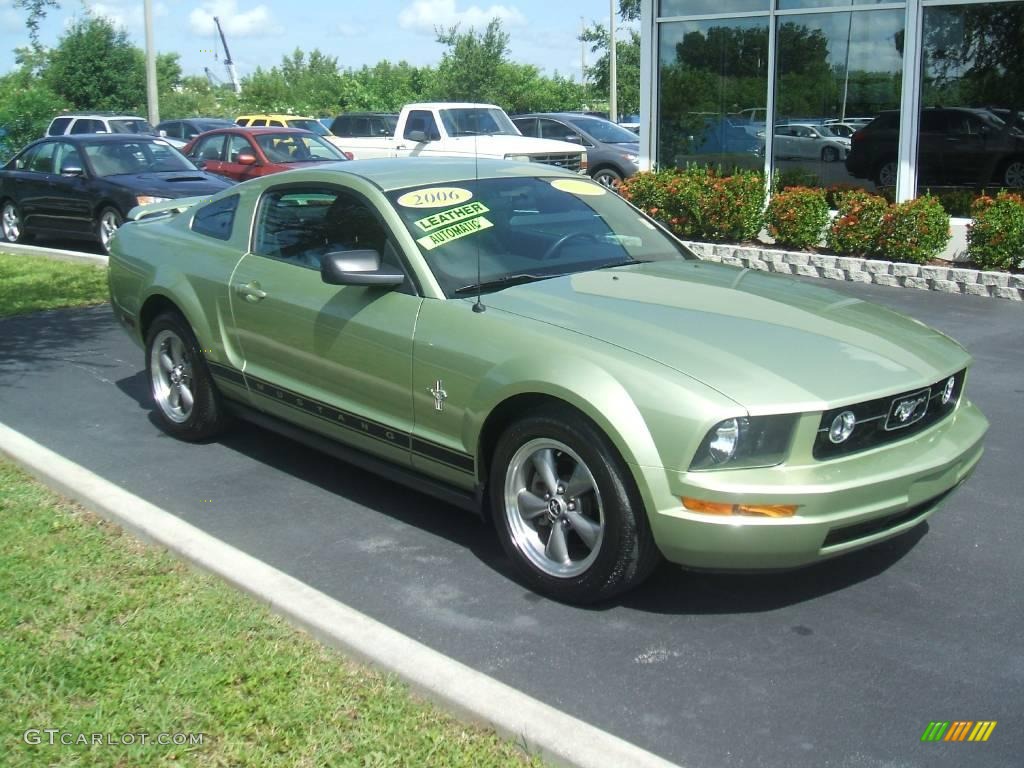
[846,107,1024,188]
[328,113,398,138]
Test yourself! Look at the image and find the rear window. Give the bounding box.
[191,195,239,241]
[109,119,155,134]
[287,119,330,136]
[48,117,72,135]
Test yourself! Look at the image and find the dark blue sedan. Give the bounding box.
[0,134,234,253]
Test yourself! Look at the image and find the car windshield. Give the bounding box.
[81,140,197,176]
[109,119,155,134]
[438,108,518,136]
[287,119,331,136]
[254,133,346,163]
[566,116,639,144]
[386,176,693,297]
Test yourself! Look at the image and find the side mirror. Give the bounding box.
[564,134,583,144]
[194,159,207,170]
[236,152,257,165]
[158,129,168,137]
[406,130,429,143]
[321,250,405,287]
[60,164,84,177]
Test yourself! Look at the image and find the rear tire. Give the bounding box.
[489,406,660,604]
[1,200,31,243]
[145,311,228,441]
[821,146,839,163]
[874,159,897,187]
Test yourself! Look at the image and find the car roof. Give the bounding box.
[204,126,315,136]
[403,103,502,111]
[52,113,147,120]
[37,133,169,145]
[334,112,398,118]
[293,157,581,192]
[237,114,315,121]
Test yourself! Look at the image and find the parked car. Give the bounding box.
[773,123,850,162]
[46,113,155,138]
[512,112,639,187]
[235,113,352,154]
[0,134,233,253]
[328,112,398,139]
[108,157,987,604]
[155,118,235,148]
[846,107,1024,188]
[688,116,763,157]
[182,127,349,182]
[618,114,640,133]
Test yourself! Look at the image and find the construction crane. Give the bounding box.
[207,16,241,94]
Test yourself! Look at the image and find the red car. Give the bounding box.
[182,127,349,181]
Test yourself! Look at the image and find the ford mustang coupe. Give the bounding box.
[108,158,988,604]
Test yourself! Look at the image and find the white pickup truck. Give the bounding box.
[332,102,588,174]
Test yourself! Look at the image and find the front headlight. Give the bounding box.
[623,153,638,163]
[136,195,170,206]
[504,154,531,162]
[689,414,798,471]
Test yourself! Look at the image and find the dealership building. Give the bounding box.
[637,0,1024,207]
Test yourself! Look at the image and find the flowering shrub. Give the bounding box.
[826,190,888,256]
[877,195,951,264]
[765,186,829,250]
[968,191,1024,271]
[616,167,765,242]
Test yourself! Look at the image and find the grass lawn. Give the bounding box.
[0,252,108,317]
[0,462,542,767]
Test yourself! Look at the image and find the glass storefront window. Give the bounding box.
[914,2,1024,211]
[657,18,769,172]
[773,10,904,192]
[777,0,903,12]
[659,0,769,16]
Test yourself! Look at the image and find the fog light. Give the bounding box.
[682,497,798,518]
[829,410,856,444]
[941,376,956,405]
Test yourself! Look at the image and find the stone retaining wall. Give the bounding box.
[683,242,1024,301]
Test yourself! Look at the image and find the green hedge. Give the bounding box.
[766,186,829,250]
[968,191,1024,271]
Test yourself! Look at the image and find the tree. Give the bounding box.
[432,20,513,103]
[350,61,432,111]
[581,24,641,117]
[14,0,60,48]
[239,49,363,115]
[44,15,146,112]
[0,77,67,159]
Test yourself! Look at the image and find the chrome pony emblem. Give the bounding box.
[885,389,930,430]
[429,380,448,412]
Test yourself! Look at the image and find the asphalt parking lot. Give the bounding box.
[1,275,1021,767]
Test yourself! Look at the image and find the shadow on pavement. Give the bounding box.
[0,305,116,380]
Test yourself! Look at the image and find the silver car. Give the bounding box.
[773,123,851,163]
[513,113,640,187]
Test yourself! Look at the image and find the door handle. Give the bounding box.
[235,281,267,302]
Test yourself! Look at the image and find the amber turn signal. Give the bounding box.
[682,497,798,518]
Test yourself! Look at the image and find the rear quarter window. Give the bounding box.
[48,117,72,135]
[191,195,239,241]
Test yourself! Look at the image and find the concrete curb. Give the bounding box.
[683,240,1024,301]
[1,241,108,266]
[0,421,681,768]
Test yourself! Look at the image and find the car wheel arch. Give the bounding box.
[590,165,625,186]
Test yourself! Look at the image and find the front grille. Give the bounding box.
[813,370,965,460]
[822,488,953,548]
[530,153,582,172]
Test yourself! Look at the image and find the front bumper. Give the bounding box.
[636,400,988,570]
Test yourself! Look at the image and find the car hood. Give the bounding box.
[483,260,970,413]
[445,134,585,156]
[105,171,235,197]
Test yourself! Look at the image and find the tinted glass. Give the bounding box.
[386,177,692,297]
[226,135,252,162]
[193,135,225,161]
[70,119,106,134]
[48,117,72,135]
[773,10,903,191]
[513,118,539,137]
[659,0,768,16]
[27,142,57,173]
[109,119,155,134]
[191,195,239,241]
[658,18,769,172]
[566,116,640,144]
[917,2,1024,207]
[287,119,330,135]
[404,110,440,140]
[539,119,579,142]
[438,107,517,136]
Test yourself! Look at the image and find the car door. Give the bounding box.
[539,118,586,147]
[47,141,94,235]
[226,183,420,467]
[400,110,441,158]
[15,142,60,231]
[219,134,266,180]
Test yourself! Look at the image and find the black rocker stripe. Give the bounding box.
[208,364,475,474]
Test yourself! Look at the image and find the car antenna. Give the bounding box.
[472,130,485,313]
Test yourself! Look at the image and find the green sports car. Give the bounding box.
[108,158,988,604]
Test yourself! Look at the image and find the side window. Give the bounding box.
[70,119,106,134]
[270,120,284,127]
[513,118,538,137]
[332,117,351,136]
[54,142,84,174]
[227,135,252,162]
[352,117,369,136]
[253,187,395,273]
[28,142,58,173]
[48,117,72,135]
[193,135,225,161]
[183,124,201,140]
[251,119,267,127]
[15,146,39,170]
[539,119,578,142]
[191,195,239,241]
[235,118,247,126]
[404,110,439,141]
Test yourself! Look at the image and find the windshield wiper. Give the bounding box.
[452,273,563,296]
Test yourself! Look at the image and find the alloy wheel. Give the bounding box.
[2,202,21,242]
[149,329,194,424]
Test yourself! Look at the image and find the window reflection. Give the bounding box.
[774,11,904,192]
[657,19,769,172]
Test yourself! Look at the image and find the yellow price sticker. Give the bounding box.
[549,178,607,196]
[416,216,493,250]
[396,186,473,209]
[415,201,490,232]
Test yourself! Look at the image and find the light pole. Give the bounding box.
[144,0,159,125]
[609,0,617,122]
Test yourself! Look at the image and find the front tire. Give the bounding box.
[592,167,623,188]
[489,407,659,604]
[1001,158,1024,188]
[145,312,227,441]
[875,159,897,187]
[97,206,123,254]
[821,146,839,163]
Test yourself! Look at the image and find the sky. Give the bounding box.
[0,0,628,81]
